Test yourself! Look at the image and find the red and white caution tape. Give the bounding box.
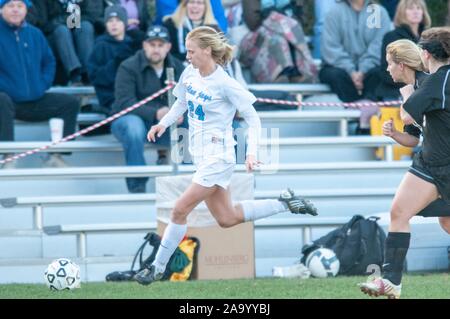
[255,97,402,108]
[1,81,402,165]
[0,83,175,165]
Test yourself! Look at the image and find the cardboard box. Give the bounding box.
[156,174,255,280]
[157,221,255,280]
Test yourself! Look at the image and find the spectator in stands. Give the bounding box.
[319,0,391,134]
[239,0,317,83]
[115,0,150,46]
[87,5,136,114]
[32,0,97,85]
[376,0,431,101]
[0,0,80,168]
[163,0,220,62]
[111,25,185,193]
[155,0,228,33]
[84,0,118,35]
[312,0,335,59]
[203,23,298,112]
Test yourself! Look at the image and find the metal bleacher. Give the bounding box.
[48,83,333,96]
[1,84,448,283]
[0,136,396,163]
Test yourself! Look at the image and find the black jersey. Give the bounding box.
[404,124,421,138]
[403,71,428,139]
[403,65,450,165]
[414,70,429,88]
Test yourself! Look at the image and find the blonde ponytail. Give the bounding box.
[187,26,234,66]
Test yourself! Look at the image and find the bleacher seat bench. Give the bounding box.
[43,217,348,258]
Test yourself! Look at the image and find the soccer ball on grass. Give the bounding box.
[44,258,81,290]
[305,248,340,278]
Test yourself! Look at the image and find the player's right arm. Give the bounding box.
[383,119,420,147]
[147,124,166,143]
[148,67,189,142]
[147,99,187,142]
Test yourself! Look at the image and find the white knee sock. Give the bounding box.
[241,199,288,222]
[152,221,187,273]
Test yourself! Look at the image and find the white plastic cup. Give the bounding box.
[49,118,64,142]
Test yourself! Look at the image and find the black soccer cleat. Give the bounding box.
[278,188,318,216]
[134,265,163,286]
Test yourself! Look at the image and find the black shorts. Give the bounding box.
[409,153,450,202]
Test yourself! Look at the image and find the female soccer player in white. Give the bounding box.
[134,26,317,285]
[359,29,450,299]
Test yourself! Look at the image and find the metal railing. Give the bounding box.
[42,217,348,258]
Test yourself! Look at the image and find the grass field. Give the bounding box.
[0,273,448,299]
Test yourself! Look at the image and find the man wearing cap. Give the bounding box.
[111,25,185,193]
[87,5,136,114]
[0,0,80,168]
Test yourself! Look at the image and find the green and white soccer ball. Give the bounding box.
[44,258,81,290]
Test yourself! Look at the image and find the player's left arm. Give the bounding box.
[224,80,262,172]
[239,104,262,171]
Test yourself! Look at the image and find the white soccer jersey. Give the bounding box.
[159,64,261,164]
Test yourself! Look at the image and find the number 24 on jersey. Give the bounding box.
[188,101,205,121]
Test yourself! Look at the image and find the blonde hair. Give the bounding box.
[386,39,425,71]
[164,0,217,29]
[394,0,431,29]
[187,26,234,66]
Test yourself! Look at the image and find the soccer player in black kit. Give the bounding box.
[359,27,450,299]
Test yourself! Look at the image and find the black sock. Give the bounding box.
[382,232,410,285]
[417,199,450,217]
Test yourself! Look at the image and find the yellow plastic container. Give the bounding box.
[370,107,414,160]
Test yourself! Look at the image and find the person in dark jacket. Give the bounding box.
[0,0,80,168]
[111,25,185,193]
[31,0,99,84]
[376,0,431,100]
[87,5,136,114]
